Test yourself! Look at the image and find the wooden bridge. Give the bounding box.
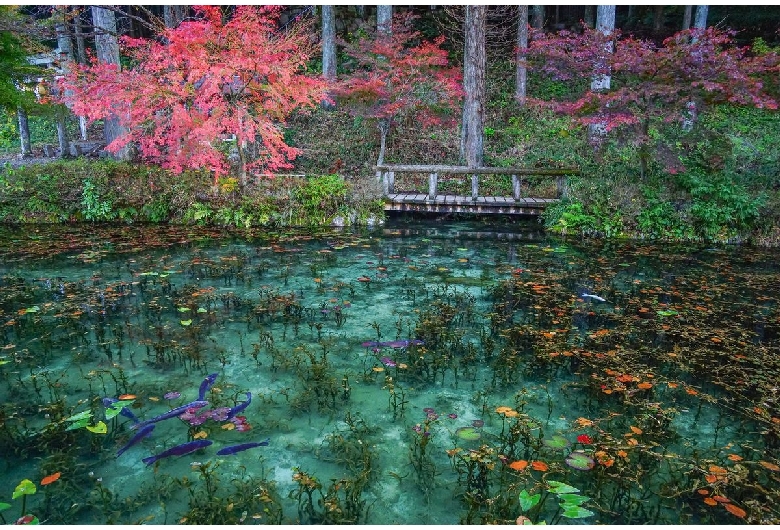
[377,164,580,216]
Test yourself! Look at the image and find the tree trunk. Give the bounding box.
[682,5,692,30]
[377,5,392,33]
[73,8,89,140]
[56,23,73,157]
[694,5,708,30]
[588,5,616,146]
[91,6,131,160]
[376,118,390,167]
[515,5,528,106]
[584,6,595,28]
[652,6,664,34]
[164,5,188,29]
[321,5,337,110]
[531,5,544,29]
[461,5,486,168]
[17,107,32,158]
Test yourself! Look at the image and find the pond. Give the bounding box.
[0,219,779,525]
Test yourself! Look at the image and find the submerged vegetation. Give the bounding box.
[0,221,779,524]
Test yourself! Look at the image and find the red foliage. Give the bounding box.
[334,13,463,162]
[59,6,326,182]
[527,26,779,141]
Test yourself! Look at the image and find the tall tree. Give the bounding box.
[515,5,528,106]
[461,5,486,168]
[584,6,595,29]
[531,5,544,29]
[61,6,326,186]
[377,5,392,33]
[588,5,615,145]
[164,5,188,29]
[90,6,130,160]
[694,5,708,30]
[335,12,462,167]
[55,22,73,157]
[682,5,693,31]
[16,106,31,157]
[321,5,337,108]
[72,7,89,140]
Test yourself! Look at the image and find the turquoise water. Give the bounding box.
[0,220,779,524]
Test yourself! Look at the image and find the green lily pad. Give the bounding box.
[25,306,40,313]
[105,400,135,420]
[65,410,93,423]
[177,307,191,312]
[0,359,10,366]
[455,426,481,441]
[197,307,207,313]
[656,309,679,317]
[542,434,571,449]
[547,481,579,494]
[180,319,192,326]
[65,418,91,431]
[561,505,594,519]
[565,451,595,471]
[12,479,36,499]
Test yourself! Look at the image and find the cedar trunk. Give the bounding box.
[461,5,486,168]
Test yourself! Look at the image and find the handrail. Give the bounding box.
[374,164,580,201]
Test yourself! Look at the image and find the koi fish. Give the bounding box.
[226,392,251,420]
[117,423,155,457]
[215,438,270,456]
[198,373,219,401]
[132,400,209,430]
[142,439,213,466]
[581,293,608,303]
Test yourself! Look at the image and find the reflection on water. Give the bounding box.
[0,219,779,524]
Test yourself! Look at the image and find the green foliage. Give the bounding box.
[517,481,594,524]
[81,179,116,222]
[294,174,349,224]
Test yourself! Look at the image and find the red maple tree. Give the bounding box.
[59,6,326,186]
[334,13,463,167]
[527,26,779,176]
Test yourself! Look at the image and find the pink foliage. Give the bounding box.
[527,26,779,144]
[335,13,463,131]
[59,6,326,182]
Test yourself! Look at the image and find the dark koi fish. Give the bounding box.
[117,423,155,457]
[132,400,208,430]
[215,438,270,456]
[226,392,252,420]
[142,439,213,466]
[198,373,219,400]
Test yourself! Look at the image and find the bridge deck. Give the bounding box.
[384,193,558,216]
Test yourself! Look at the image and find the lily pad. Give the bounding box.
[25,306,40,313]
[86,421,108,434]
[180,319,192,326]
[177,307,191,313]
[65,418,91,431]
[197,307,207,313]
[565,451,595,471]
[105,399,135,420]
[657,309,679,317]
[455,426,481,441]
[543,434,571,449]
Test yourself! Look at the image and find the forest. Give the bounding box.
[0,5,779,244]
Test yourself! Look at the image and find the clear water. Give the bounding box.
[1,219,779,524]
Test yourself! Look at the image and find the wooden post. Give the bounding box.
[428,172,438,200]
[511,174,521,200]
[556,175,569,198]
[382,171,390,196]
[388,171,395,194]
[471,174,479,200]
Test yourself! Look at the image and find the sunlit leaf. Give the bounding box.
[12,479,36,499]
[180,319,192,326]
[86,421,107,434]
[65,410,92,423]
[561,505,594,519]
[65,418,91,431]
[547,481,579,494]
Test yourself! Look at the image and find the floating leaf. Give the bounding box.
[86,421,107,434]
[759,461,780,471]
[558,493,590,505]
[630,426,643,435]
[65,410,93,423]
[65,418,91,431]
[178,307,191,312]
[518,490,541,512]
[656,310,678,317]
[727,454,743,462]
[105,399,135,420]
[703,497,718,506]
[531,461,548,472]
[12,479,36,499]
[455,426,481,441]
[565,451,595,471]
[561,505,594,519]
[509,460,528,471]
[709,464,728,475]
[543,435,571,449]
[180,319,192,326]
[723,503,746,518]
[547,481,579,494]
[197,307,207,313]
[40,472,61,486]
[25,306,40,313]
[193,431,208,439]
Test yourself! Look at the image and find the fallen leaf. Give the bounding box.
[531,461,548,471]
[41,472,61,486]
[723,503,746,518]
[509,460,528,471]
[727,454,743,462]
[703,497,718,506]
[759,461,780,472]
[630,426,643,435]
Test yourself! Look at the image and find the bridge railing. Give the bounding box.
[374,164,581,201]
